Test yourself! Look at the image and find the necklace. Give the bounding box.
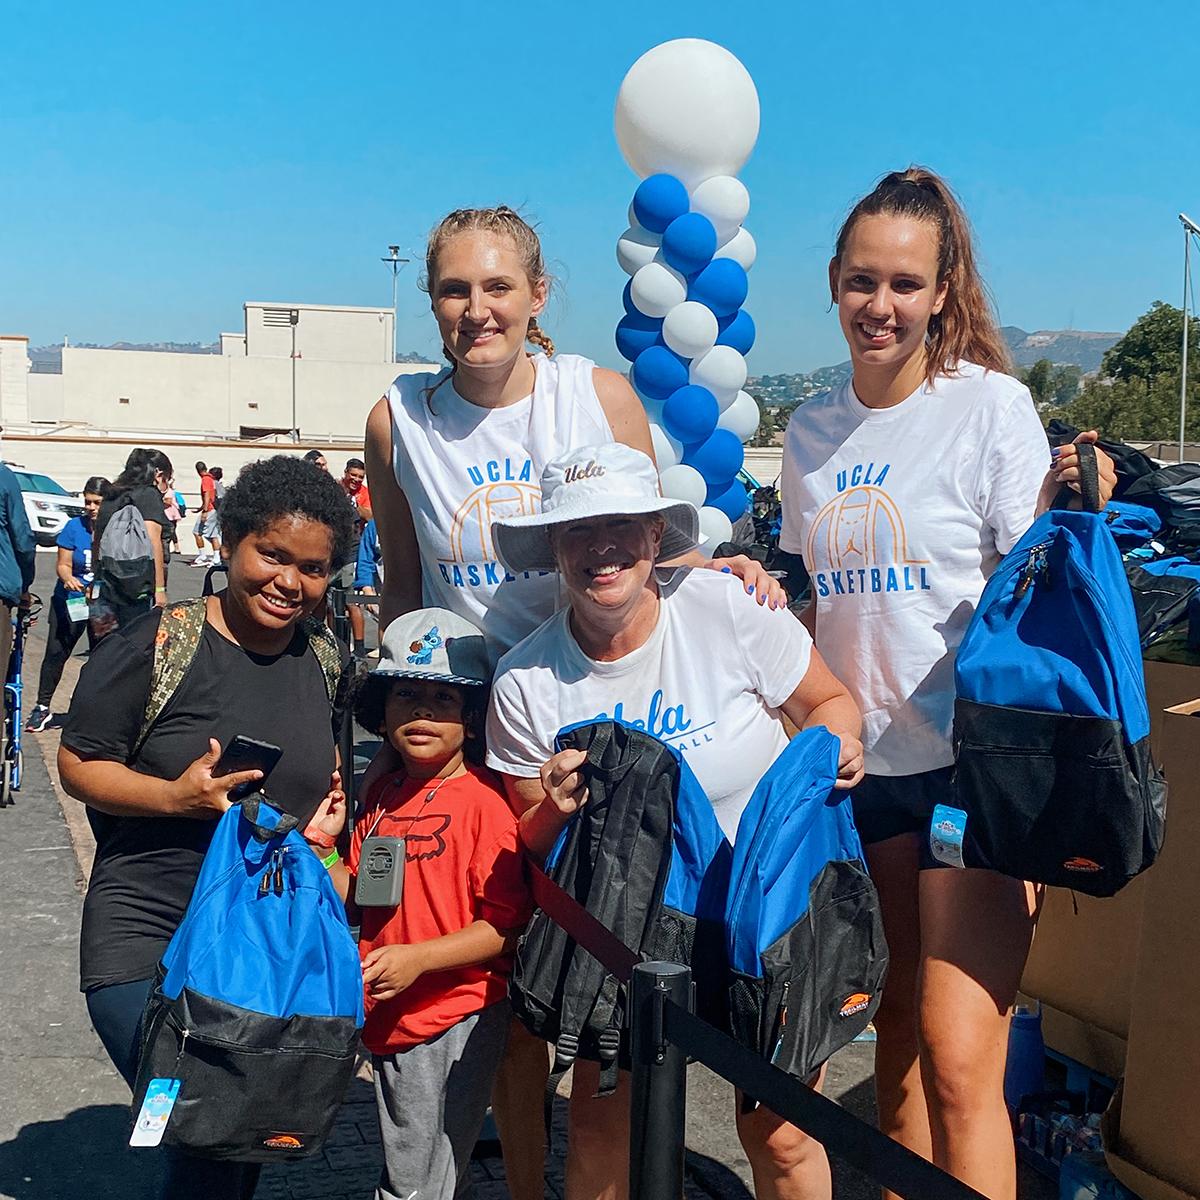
[363,771,457,841]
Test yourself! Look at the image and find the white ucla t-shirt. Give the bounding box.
[780,363,1048,777]
[388,354,613,662]
[486,568,812,841]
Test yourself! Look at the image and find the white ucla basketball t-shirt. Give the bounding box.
[486,568,812,841]
[388,354,613,661]
[780,362,1048,777]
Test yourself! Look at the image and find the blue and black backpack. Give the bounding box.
[132,796,364,1161]
[726,728,887,1081]
[953,504,1167,897]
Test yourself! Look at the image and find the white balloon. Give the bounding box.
[616,224,662,276]
[717,390,760,443]
[690,176,750,242]
[698,506,734,549]
[713,225,757,271]
[690,345,748,408]
[659,463,707,509]
[661,301,718,360]
[615,39,760,190]
[629,259,687,319]
[649,422,683,469]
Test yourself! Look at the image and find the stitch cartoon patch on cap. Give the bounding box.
[407,627,442,666]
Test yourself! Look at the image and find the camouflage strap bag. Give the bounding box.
[133,598,342,757]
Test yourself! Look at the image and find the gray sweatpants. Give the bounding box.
[373,999,511,1200]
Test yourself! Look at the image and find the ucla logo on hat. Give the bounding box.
[562,460,606,484]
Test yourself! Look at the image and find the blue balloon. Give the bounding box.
[661,213,717,276]
[707,476,750,522]
[662,384,719,445]
[623,279,638,316]
[632,174,689,234]
[633,345,689,401]
[716,309,756,355]
[688,258,749,318]
[615,315,662,363]
[684,429,744,486]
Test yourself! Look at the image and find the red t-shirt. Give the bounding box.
[347,763,532,1053]
[199,472,215,512]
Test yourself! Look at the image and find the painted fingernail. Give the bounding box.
[1051,447,1062,458]
[747,585,754,593]
[721,566,732,573]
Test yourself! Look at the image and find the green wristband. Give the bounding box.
[320,848,340,870]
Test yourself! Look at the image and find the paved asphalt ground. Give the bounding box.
[0,550,1054,1200]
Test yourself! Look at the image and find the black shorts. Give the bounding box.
[849,766,955,871]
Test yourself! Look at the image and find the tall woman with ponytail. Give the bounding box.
[780,168,1116,1200]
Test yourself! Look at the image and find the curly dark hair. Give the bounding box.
[353,671,489,766]
[217,455,356,570]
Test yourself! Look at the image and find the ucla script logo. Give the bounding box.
[436,458,551,590]
[807,463,932,599]
[586,690,715,750]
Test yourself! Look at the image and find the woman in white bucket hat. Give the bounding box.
[487,442,864,1200]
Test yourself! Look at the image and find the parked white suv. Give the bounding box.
[6,467,86,546]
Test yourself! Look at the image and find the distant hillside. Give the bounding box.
[1002,327,1120,373]
[29,342,437,373]
[749,362,852,407]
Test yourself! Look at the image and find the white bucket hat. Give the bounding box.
[491,443,699,575]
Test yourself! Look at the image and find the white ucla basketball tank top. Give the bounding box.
[388,353,614,661]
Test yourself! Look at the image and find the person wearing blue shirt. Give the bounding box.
[27,477,108,731]
[0,462,35,695]
[354,518,382,592]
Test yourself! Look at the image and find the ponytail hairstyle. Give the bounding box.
[422,206,556,373]
[833,166,1011,385]
[106,447,174,502]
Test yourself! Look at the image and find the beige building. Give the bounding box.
[0,302,436,498]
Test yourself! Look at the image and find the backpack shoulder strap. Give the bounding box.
[134,598,208,756]
[298,615,342,705]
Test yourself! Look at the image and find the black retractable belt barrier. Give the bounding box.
[529,865,987,1200]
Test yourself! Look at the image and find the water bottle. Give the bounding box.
[1004,1003,1045,1117]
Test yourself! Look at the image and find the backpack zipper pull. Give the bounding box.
[1014,548,1038,600]
[259,850,275,897]
[273,847,287,896]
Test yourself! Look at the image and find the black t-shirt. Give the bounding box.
[63,606,347,991]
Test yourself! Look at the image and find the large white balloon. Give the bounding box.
[661,301,718,360]
[615,39,760,190]
[698,506,734,548]
[690,176,750,242]
[717,390,760,443]
[690,345,748,407]
[629,259,687,319]
[616,224,662,276]
[649,422,684,469]
[713,226,757,271]
[659,463,707,509]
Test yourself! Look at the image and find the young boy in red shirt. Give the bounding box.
[343,608,531,1200]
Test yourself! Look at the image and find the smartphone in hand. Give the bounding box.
[213,735,282,801]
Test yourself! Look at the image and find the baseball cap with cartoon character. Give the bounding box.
[372,607,491,686]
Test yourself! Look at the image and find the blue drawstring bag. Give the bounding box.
[954,510,1166,896]
[132,797,364,1161]
[726,728,887,1080]
[1102,499,1162,548]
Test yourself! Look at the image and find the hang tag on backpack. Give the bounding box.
[929,805,968,869]
[130,1077,181,1147]
[354,836,405,907]
[65,593,89,622]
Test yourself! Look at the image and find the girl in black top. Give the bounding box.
[60,456,355,1200]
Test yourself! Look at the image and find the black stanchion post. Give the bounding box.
[629,962,690,1200]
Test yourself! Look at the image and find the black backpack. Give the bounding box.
[509,722,732,1091]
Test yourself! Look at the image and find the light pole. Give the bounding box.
[1179,215,1200,463]
[381,246,410,364]
[289,309,300,442]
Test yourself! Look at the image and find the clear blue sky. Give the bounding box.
[4,0,1198,376]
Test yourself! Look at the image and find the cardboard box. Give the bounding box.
[1019,662,1200,1049]
[1110,700,1200,1198]
[1105,1086,1197,1200]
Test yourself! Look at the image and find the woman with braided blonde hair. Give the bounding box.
[364,206,783,1200]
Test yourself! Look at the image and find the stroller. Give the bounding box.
[0,595,41,807]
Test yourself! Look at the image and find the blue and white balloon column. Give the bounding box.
[613,39,761,548]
